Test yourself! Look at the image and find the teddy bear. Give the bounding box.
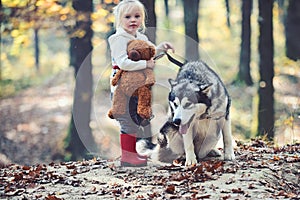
[108,39,156,120]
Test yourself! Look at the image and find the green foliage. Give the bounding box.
[0,78,31,97]
[92,2,118,34]
[1,0,118,57]
[1,0,75,56]
[0,28,69,97]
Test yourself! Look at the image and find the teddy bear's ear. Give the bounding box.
[127,40,134,47]
[128,49,141,61]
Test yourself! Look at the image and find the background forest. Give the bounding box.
[0,0,299,165]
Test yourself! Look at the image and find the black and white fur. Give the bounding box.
[137,60,235,165]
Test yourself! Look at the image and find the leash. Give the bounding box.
[165,52,186,68]
[154,52,186,68]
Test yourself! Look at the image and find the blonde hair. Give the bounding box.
[113,0,146,32]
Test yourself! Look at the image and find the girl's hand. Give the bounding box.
[157,42,175,53]
[146,58,155,69]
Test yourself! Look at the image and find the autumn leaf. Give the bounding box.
[45,195,62,200]
[165,184,175,194]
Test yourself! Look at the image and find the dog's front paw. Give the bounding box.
[185,153,197,166]
[224,150,235,161]
[185,157,197,166]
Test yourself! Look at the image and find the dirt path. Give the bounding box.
[1,139,299,199]
[0,69,74,165]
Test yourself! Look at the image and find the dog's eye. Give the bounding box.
[184,102,193,109]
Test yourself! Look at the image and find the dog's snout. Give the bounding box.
[173,118,181,126]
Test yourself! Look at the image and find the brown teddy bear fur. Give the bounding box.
[108,39,156,120]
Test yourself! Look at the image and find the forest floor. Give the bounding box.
[0,139,299,199]
[0,68,300,199]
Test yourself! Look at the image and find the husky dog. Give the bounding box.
[137,60,235,166]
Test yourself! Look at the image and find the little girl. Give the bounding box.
[108,0,174,167]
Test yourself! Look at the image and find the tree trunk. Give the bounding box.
[140,0,156,43]
[225,0,231,28]
[34,29,40,71]
[0,0,2,81]
[164,0,169,17]
[182,0,200,61]
[237,0,253,86]
[277,0,285,24]
[285,0,300,61]
[65,0,97,161]
[137,0,156,144]
[257,0,274,140]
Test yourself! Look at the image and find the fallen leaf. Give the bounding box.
[165,184,175,194]
[225,177,235,185]
[248,183,256,189]
[231,188,244,194]
[45,195,62,200]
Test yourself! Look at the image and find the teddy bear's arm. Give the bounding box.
[137,85,152,119]
[108,86,127,119]
[111,70,123,86]
[143,68,155,86]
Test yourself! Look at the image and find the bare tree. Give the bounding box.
[257,0,275,140]
[182,0,200,61]
[140,0,156,43]
[65,0,97,160]
[285,0,300,61]
[225,0,231,28]
[34,29,40,70]
[0,0,2,81]
[164,0,169,17]
[139,0,157,144]
[237,0,253,86]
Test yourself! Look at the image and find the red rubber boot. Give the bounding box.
[120,134,147,167]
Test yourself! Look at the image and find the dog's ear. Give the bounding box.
[199,83,213,94]
[168,79,177,87]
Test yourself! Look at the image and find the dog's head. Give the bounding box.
[167,79,212,134]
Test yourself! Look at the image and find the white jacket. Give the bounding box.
[108,28,160,95]
[108,27,152,71]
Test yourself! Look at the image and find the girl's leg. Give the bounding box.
[129,96,154,140]
[119,133,147,167]
[128,96,142,125]
[137,124,155,148]
[128,96,155,159]
[117,100,147,167]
